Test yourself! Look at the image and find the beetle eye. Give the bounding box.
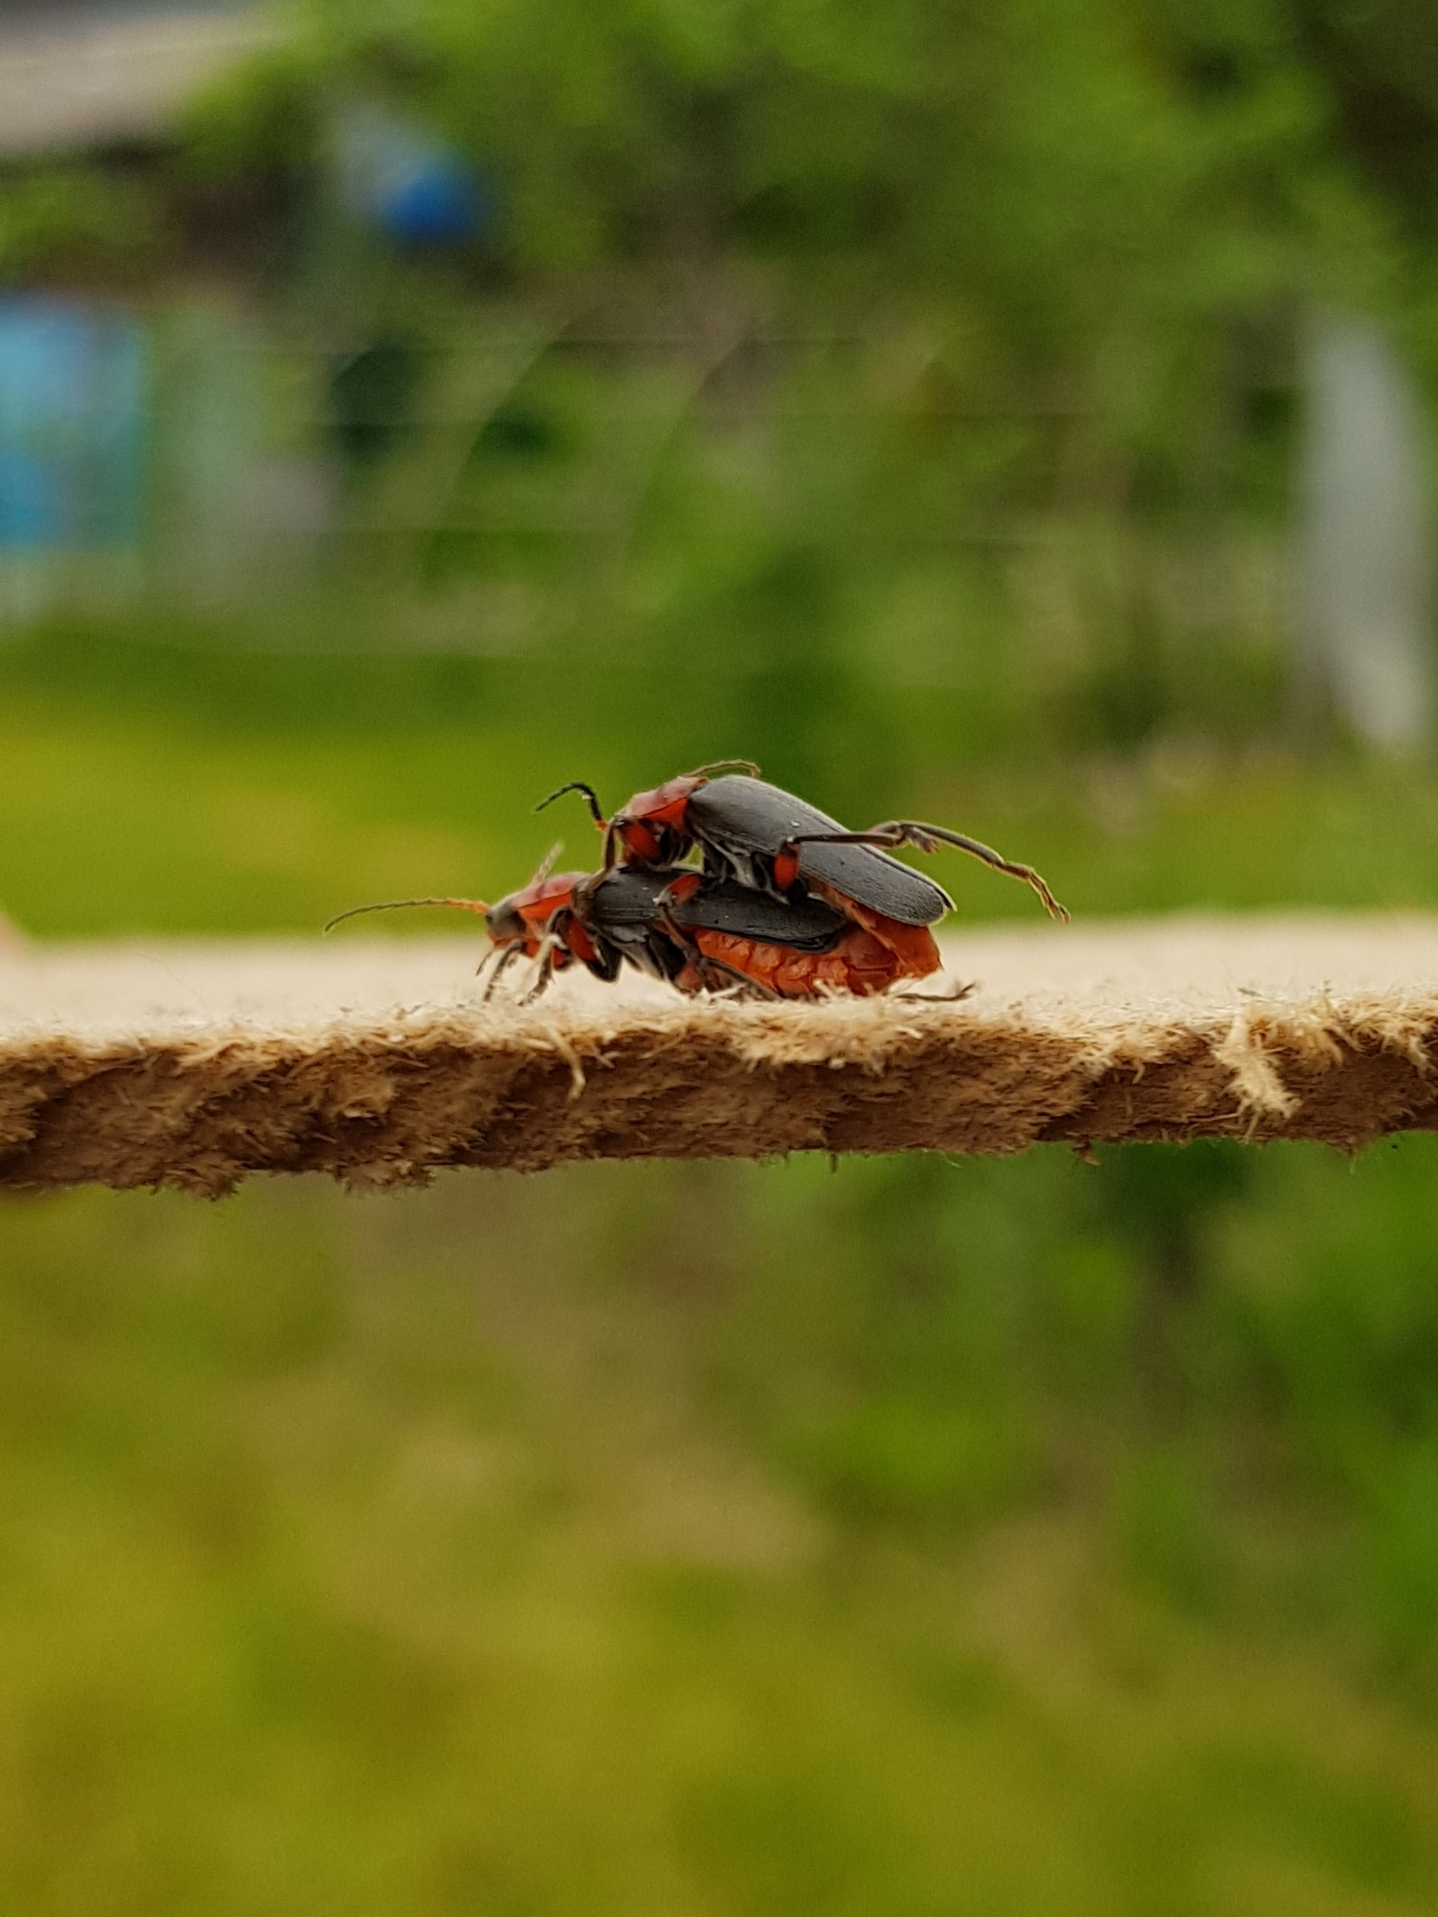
[486,902,524,940]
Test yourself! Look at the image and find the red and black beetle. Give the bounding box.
[538,766,1068,928]
[324,854,935,1000]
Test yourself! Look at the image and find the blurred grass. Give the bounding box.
[5,1155,1438,1914]
[0,630,1436,934]
[5,632,1438,1911]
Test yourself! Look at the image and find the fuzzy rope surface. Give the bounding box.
[1,915,1436,1193]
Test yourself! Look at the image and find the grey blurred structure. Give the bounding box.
[155,302,338,606]
[1296,315,1435,752]
[0,0,270,159]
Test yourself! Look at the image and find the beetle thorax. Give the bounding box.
[614,775,707,862]
[487,871,585,943]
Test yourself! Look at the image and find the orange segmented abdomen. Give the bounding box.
[688,924,919,997]
[688,929,786,992]
[806,885,941,980]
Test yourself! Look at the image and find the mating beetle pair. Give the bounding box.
[325,854,914,1000]
[325,765,1068,1001]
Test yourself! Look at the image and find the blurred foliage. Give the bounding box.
[11,0,1429,748]
[0,166,165,289]
[47,0,1394,761]
[178,0,1416,405]
[242,0,1396,314]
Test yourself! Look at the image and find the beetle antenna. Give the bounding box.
[323,896,489,933]
[532,842,564,884]
[535,781,606,827]
[689,758,761,779]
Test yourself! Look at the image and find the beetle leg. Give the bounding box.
[692,950,781,998]
[702,978,752,1001]
[664,918,773,997]
[523,934,561,1003]
[702,961,775,998]
[650,906,777,999]
[655,918,746,995]
[892,976,978,1002]
[787,823,1069,922]
[602,818,622,872]
[481,942,526,1003]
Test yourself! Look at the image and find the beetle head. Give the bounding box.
[486,869,586,946]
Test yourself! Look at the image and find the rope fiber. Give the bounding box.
[0,916,1435,1192]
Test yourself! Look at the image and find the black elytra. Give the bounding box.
[687,776,953,926]
[572,866,849,983]
[666,877,847,950]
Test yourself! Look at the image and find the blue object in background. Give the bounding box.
[379,154,482,245]
[0,298,147,551]
[0,449,61,547]
[334,101,487,247]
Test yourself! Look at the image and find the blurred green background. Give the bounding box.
[7,0,1438,1910]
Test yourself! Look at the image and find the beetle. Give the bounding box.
[537,768,1068,928]
[663,870,942,997]
[324,852,936,1001]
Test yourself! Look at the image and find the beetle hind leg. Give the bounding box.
[789,821,1069,922]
